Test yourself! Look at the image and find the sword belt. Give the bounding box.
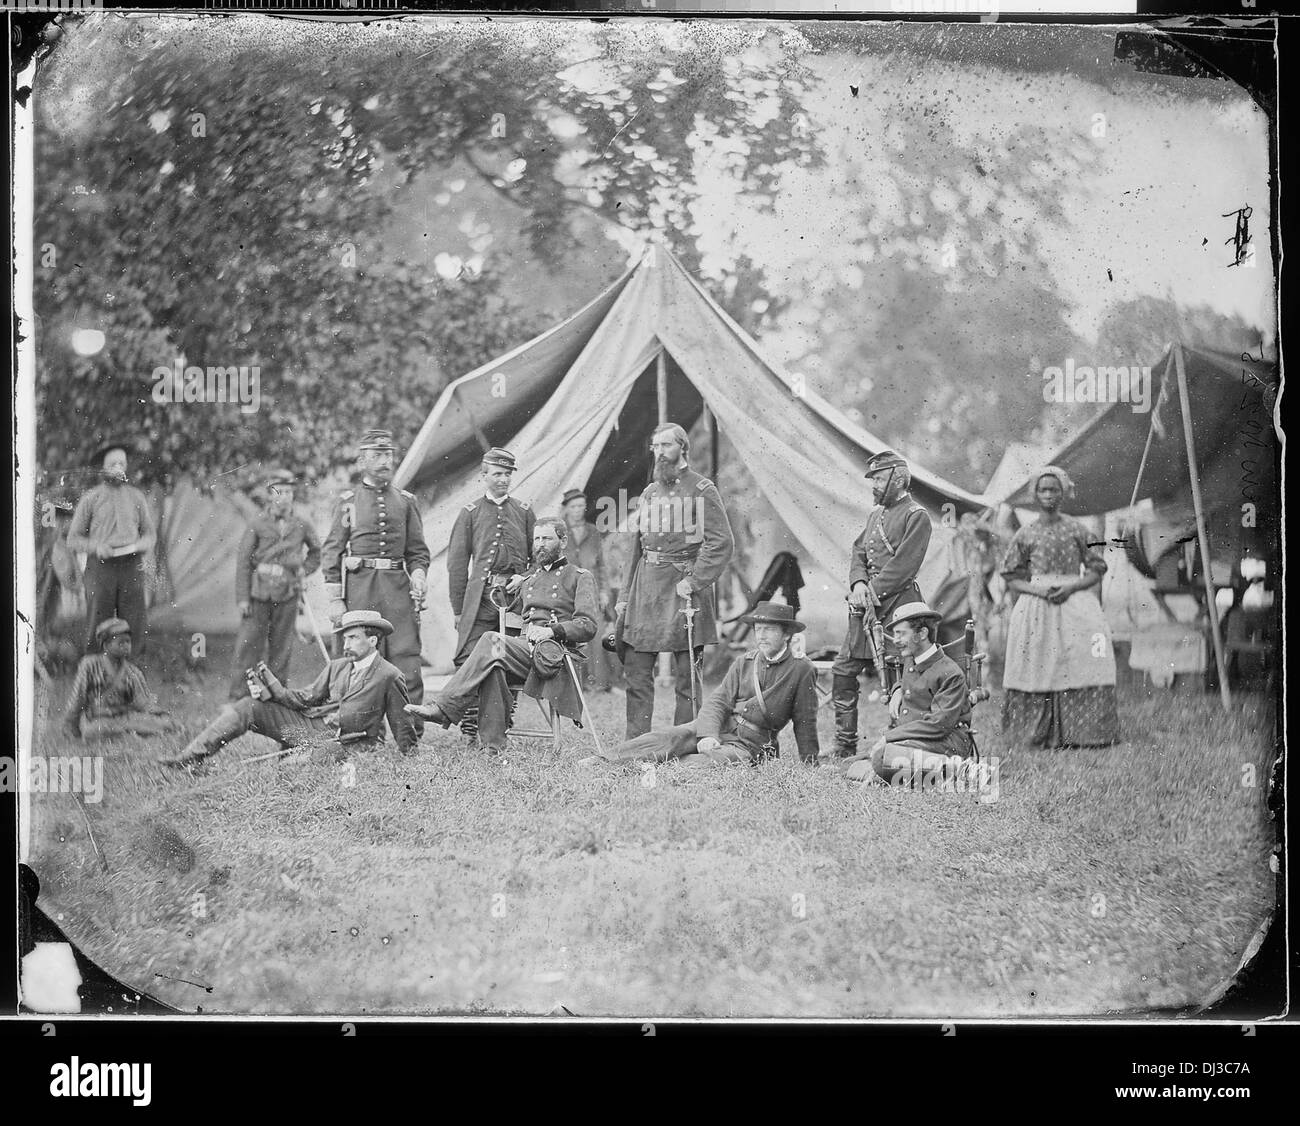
[643,548,699,565]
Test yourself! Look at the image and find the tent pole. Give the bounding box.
[656,347,668,424]
[1173,344,1232,711]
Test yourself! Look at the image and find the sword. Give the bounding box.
[680,594,699,715]
[300,591,332,665]
[489,582,511,635]
[561,646,605,759]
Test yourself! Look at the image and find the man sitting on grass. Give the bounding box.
[584,601,819,768]
[62,618,174,740]
[839,601,977,788]
[160,610,416,769]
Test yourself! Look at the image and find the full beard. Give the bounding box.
[653,458,682,486]
[534,545,561,567]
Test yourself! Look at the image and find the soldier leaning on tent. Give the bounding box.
[446,447,535,740]
[320,429,431,725]
[227,468,322,701]
[830,449,932,760]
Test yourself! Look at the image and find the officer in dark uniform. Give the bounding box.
[408,516,597,756]
[321,429,431,717]
[617,423,734,739]
[830,449,933,759]
[446,447,534,739]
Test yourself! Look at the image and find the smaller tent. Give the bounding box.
[1003,343,1279,707]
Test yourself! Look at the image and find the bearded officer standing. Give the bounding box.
[830,449,933,760]
[321,429,431,720]
[617,423,734,739]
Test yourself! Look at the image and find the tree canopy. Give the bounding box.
[34,17,819,486]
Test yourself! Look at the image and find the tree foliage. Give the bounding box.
[34,17,819,485]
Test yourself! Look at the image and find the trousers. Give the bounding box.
[430,631,534,754]
[83,554,148,655]
[605,721,757,766]
[623,648,702,739]
[228,598,298,700]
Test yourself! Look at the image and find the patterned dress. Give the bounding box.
[999,515,1120,748]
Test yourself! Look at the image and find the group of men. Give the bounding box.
[58,423,982,788]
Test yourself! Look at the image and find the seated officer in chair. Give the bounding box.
[840,601,976,787]
[586,601,820,768]
[405,516,598,756]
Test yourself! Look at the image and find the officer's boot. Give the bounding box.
[830,673,862,759]
[160,704,248,769]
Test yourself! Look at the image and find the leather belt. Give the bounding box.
[256,562,292,578]
[643,549,699,565]
[360,558,404,570]
[735,716,777,746]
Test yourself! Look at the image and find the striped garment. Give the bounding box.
[64,654,158,725]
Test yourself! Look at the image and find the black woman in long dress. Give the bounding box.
[999,467,1120,748]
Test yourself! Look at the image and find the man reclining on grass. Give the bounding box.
[160,610,416,769]
[62,618,174,740]
[404,516,599,757]
[839,600,980,789]
[584,601,820,768]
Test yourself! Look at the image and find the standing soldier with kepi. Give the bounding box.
[618,423,734,739]
[830,449,933,760]
[321,429,431,721]
[228,468,321,700]
[447,447,534,741]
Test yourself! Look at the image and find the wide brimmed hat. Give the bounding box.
[742,601,806,633]
[863,449,908,478]
[888,601,941,628]
[482,447,517,471]
[560,488,586,506]
[335,609,394,636]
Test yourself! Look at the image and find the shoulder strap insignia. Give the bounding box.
[400,489,416,501]
[339,490,355,502]
[696,478,713,491]
[518,498,532,509]
[463,501,477,512]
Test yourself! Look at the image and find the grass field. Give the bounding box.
[24,631,1278,1018]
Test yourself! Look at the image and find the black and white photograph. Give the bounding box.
[12,9,1282,1025]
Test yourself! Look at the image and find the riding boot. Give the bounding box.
[161,704,248,768]
[831,673,862,758]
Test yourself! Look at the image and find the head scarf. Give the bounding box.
[1035,465,1076,500]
